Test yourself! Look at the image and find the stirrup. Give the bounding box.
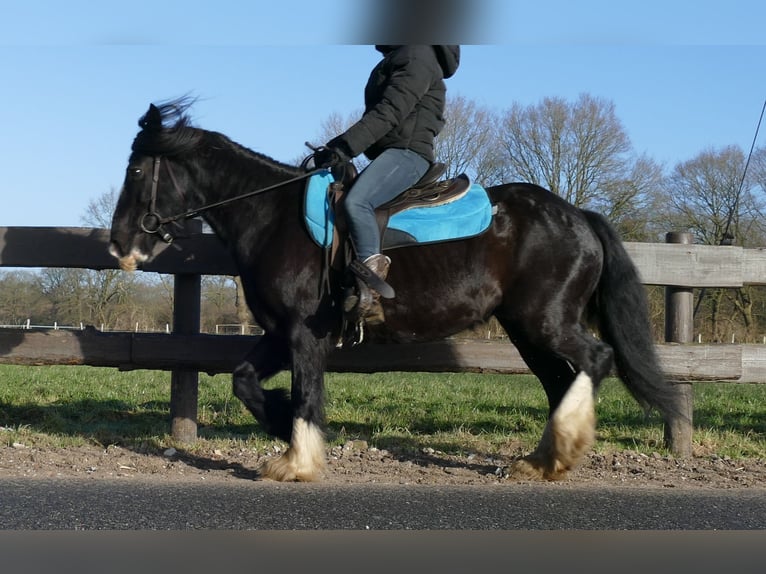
[338,316,364,348]
[336,279,372,349]
[344,275,389,326]
[343,281,372,315]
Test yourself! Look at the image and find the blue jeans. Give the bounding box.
[344,147,429,260]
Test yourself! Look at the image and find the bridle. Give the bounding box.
[138,154,324,244]
[139,156,183,243]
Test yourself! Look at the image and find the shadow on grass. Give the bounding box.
[596,402,766,452]
[690,405,766,436]
[0,399,171,444]
[0,398,268,456]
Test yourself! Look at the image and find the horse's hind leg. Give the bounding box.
[502,326,614,480]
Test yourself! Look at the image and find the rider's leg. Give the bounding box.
[344,148,429,260]
[343,148,428,323]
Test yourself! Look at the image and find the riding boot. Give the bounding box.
[343,253,391,325]
[362,253,391,325]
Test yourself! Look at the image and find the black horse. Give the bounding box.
[110,100,688,482]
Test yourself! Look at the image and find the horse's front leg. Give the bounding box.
[232,333,293,441]
[259,337,332,482]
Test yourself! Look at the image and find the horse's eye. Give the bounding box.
[128,167,143,180]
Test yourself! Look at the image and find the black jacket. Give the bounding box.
[330,45,460,163]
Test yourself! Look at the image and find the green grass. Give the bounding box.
[0,365,764,459]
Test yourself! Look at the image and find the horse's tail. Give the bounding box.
[582,210,688,422]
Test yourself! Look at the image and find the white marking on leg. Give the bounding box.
[261,417,326,481]
[290,417,326,478]
[527,371,596,479]
[550,371,596,472]
[552,371,594,434]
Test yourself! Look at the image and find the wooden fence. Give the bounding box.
[2,225,766,456]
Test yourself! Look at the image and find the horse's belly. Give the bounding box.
[375,283,499,342]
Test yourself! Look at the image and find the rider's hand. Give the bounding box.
[314,140,350,169]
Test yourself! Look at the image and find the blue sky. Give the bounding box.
[1,0,765,227]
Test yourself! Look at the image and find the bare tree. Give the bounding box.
[657,145,764,245]
[496,94,654,227]
[36,268,85,325]
[82,187,121,228]
[750,146,766,189]
[434,94,503,185]
[654,145,766,342]
[593,154,665,240]
[0,270,47,325]
[747,146,766,237]
[201,275,241,332]
[75,188,143,329]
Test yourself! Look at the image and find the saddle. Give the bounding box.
[328,161,471,269]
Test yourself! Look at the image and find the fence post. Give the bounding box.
[170,219,202,443]
[663,231,694,458]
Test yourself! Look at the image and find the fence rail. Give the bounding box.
[2,326,766,381]
[4,225,766,284]
[3,226,766,453]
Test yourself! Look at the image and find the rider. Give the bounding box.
[315,44,460,324]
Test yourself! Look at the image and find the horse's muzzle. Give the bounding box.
[108,241,147,272]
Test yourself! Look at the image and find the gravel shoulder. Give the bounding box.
[2,441,765,489]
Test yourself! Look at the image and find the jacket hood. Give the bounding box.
[375,45,460,79]
[433,45,460,79]
[375,45,397,54]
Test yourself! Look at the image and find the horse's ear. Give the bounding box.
[139,103,162,131]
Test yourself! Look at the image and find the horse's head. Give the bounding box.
[109,100,199,271]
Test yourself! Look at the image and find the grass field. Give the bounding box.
[0,364,764,459]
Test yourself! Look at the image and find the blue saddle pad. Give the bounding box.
[303,170,493,249]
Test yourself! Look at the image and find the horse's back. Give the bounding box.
[487,182,585,217]
[487,182,601,250]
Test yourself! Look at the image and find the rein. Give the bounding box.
[140,155,323,243]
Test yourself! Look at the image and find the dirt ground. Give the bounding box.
[1,440,765,489]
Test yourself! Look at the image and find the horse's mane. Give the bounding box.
[131,96,302,177]
[131,96,202,156]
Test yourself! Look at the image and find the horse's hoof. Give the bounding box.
[503,456,568,481]
[259,454,323,482]
[503,458,546,480]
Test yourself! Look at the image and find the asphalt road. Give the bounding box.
[1,477,765,530]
